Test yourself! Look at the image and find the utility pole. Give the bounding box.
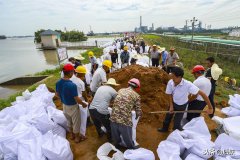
[191,17,198,43]
[185,20,188,35]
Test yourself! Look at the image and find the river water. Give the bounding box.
[0,37,114,99]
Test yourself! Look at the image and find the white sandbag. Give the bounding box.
[223,116,240,140]
[41,131,73,160]
[79,104,88,136]
[97,142,124,160]
[188,137,215,159]
[31,113,55,134]
[123,148,155,160]
[18,136,46,160]
[0,103,28,119]
[157,141,182,160]
[166,130,196,154]
[47,107,68,130]
[22,89,32,100]
[185,153,205,160]
[52,123,66,138]
[214,133,240,159]
[182,117,211,140]
[228,95,240,109]
[222,107,240,117]
[212,116,224,125]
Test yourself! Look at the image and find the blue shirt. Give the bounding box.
[162,51,168,64]
[56,79,78,105]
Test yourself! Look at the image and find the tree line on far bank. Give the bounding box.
[34,29,88,43]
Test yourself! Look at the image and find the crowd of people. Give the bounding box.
[55,35,222,150]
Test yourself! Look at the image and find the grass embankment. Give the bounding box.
[0,47,103,110]
[143,34,239,103]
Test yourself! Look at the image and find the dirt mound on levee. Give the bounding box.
[109,65,170,127]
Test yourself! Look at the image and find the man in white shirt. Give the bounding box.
[89,78,118,140]
[158,67,213,132]
[165,47,179,73]
[103,50,114,61]
[90,60,112,96]
[187,65,212,121]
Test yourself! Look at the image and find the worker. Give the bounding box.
[90,60,112,96]
[224,77,237,88]
[165,47,179,73]
[111,49,119,71]
[205,57,222,118]
[150,44,161,67]
[110,78,142,149]
[56,64,87,143]
[89,78,119,141]
[130,54,138,65]
[74,54,85,66]
[120,46,130,68]
[68,57,80,69]
[120,40,125,50]
[187,65,212,121]
[103,50,113,61]
[135,45,140,54]
[140,38,145,53]
[158,67,213,132]
[159,47,168,67]
[88,51,98,75]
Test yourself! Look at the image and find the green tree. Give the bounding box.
[34,29,45,43]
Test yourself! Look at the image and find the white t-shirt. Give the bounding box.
[193,76,211,101]
[70,75,85,100]
[166,79,199,105]
[89,85,117,115]
[90,68,107,92]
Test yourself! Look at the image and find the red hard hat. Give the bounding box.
[63,64,74,72]
[128,78,140,92]
[192,65,205,73]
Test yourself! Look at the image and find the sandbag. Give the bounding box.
[47,106,68,130]
[182,117,211,140]
[41,131,73,160]
[223,116,240,140]
[97,142,124,160]
[31,113,55,134]
[166,130,196,154]
[222,107,240,117]
[185,153,205,160]
[79,104,88,136]
[22,89,32,100]
[124,148,155,160]
[52,123,66,138]
[157,141,182,160]
[18,136,46,160]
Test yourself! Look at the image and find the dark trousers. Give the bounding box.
[187,100,206,122]
[89,109,111,139]
[209,84,216,118]
[152,58,160,67]
[162,103,188,130]
[142,46,145,53]
[111,122,136,149]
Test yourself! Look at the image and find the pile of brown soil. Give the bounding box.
[109,65,170,127]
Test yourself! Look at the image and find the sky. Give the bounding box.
[0,0,240,36]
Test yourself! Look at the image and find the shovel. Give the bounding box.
[149,110,204,114]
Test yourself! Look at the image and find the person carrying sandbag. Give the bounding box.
[56,64,87,143]
[89,78,119,141]
[110,78,142,149]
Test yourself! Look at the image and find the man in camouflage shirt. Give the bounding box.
[110,78,142,149]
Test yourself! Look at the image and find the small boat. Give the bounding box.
[0,35,7,39]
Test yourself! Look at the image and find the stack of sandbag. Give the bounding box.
[213,116,240,141]
[0,84,73,160]
[222,94,240,117]
[157,117,215,160]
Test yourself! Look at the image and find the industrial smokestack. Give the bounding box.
[140,16,142,28]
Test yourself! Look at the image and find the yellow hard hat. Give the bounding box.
[102,60,112,68]
[75,66,87,74]
[232,79,237,86]
[224,77,229,82]
[88,51,94,57]
[123,46,128,51]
